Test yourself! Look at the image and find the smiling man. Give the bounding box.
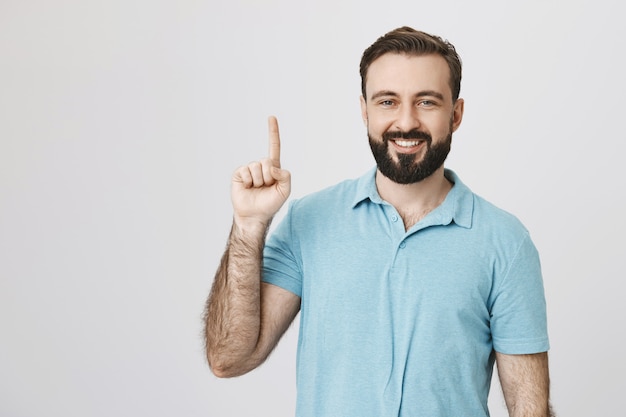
[204,26,554,417]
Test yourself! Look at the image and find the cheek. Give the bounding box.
[366,115,394,135]
[419,115,449,134]
[367,122,387,139]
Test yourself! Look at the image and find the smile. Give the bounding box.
[393,139,424,148]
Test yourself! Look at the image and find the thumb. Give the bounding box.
[271,166,291,200]
[271,166,291,183]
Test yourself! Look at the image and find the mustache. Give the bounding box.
[382,129,432,143]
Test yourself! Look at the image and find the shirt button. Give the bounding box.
[399,241,406,249]
[391,214,398,222]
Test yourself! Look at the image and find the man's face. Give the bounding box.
[360,53,464,184]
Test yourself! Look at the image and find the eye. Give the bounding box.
[418,100,435,107]
[379,99,395,107]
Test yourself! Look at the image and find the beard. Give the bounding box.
[368,127,452,184]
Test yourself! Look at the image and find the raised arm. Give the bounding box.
[495,351,555,417]
[204,116,300,378]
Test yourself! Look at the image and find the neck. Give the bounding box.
[375,166,452,230]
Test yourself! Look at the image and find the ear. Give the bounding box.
[451,98,464,132]
[360,95,368,127]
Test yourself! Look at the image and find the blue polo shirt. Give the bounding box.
[262,168,549,417]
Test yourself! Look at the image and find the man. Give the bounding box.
[204,26,554,417]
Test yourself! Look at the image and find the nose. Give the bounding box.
[395,104,420,132]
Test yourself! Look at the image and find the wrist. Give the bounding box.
[232,215,271,238]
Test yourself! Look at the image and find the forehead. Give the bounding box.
[365,53,452,100]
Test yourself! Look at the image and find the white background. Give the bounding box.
[1,0,624,416]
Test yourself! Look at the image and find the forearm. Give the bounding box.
[204,220,268,377]
[506,396,555,417]
[497,352,555,417]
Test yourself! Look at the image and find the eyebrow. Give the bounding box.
[369,90,445,101]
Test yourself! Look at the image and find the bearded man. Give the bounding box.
[204,26,554,417]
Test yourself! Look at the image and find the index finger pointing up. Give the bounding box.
[268,115,281,168]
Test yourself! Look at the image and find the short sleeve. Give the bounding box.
[490,233,550,354]
[262,204,303,298]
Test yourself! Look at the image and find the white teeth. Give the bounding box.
[395,140,420,147]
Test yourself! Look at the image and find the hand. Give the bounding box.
[231,116,291,228]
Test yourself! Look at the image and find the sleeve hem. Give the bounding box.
[493,338,550,355]
[262,276,302,298]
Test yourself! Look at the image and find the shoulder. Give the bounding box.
[447,170,530,239]
[470,193,535,252]
[289,176,363,213]
[474,194,527,229]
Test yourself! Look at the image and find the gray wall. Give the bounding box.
[1,0,624,416]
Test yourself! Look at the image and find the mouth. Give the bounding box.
[394,139,423,148]
[390,139,426,153]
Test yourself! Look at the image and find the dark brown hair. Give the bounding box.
[359,26,462,101]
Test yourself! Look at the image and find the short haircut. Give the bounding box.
[359,26,462,102]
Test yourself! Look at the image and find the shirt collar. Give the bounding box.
[351,167,474,229]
